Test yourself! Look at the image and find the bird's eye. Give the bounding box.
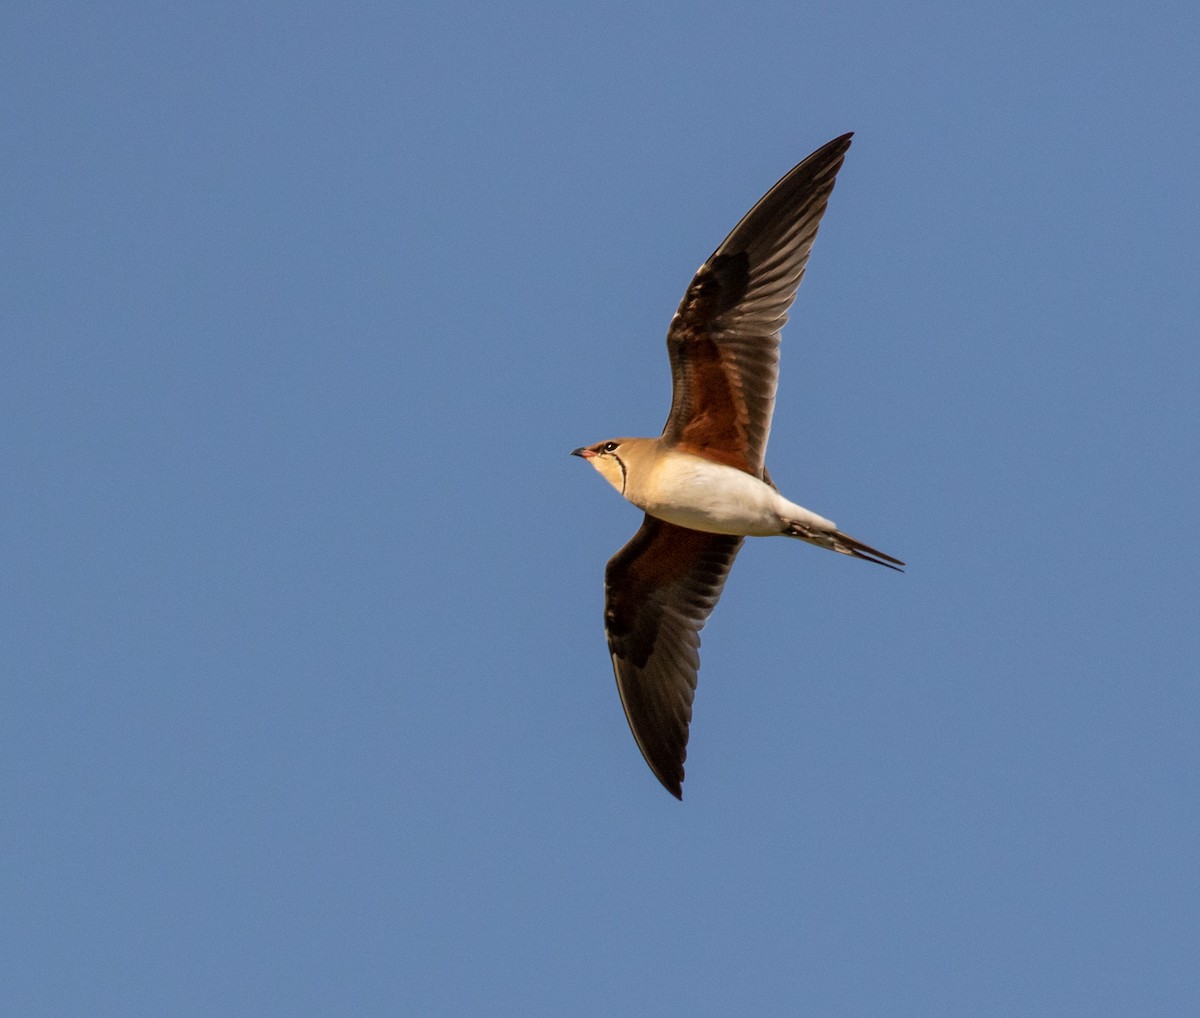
[602,441,619,453]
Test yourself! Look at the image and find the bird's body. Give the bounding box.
[579,439,836,538]
[641,452,820,537]
[573,133,902,799]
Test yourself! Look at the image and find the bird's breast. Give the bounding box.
[631,454,782,537]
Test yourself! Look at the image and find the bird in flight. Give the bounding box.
[572,133,902,799]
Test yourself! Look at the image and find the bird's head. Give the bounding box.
[571,439,630,495]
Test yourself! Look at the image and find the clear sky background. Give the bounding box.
[3,4,1198,1015]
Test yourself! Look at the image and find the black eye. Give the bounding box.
[602,441,619,453]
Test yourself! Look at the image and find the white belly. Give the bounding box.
[632,455,834,537]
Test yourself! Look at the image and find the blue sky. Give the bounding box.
[3,3,1198,1014]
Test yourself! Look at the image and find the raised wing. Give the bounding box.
[660,133,853,476]
[604,515,743,798]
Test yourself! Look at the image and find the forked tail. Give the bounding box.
[785,520,905,572]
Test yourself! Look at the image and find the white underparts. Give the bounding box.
[629,453,836,538]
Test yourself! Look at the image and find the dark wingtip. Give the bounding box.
[820,131,854,156]
[649,764,684,800]
[644,750,684,799]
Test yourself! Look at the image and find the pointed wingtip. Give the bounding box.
[822,131,854,155]
[646,753,684,799]
[649,763,684,800]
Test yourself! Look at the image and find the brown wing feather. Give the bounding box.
[604,515,742,798]
[661,133,853,476]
